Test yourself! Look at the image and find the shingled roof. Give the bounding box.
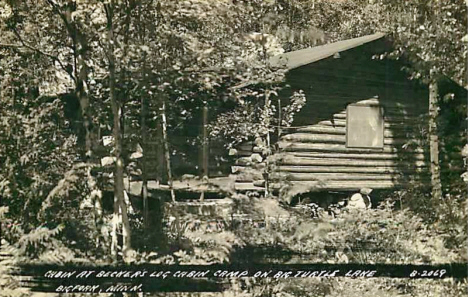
[269,32,386,70]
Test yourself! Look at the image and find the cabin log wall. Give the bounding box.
[232,39,431,194]
[270,104,429,193]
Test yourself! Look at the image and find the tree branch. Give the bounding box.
[6,29,76,83]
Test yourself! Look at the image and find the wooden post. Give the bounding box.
[429,80,442,199]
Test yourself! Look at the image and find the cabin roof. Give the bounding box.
[269,32,386,70]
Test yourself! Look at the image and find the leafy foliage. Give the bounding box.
[231,196,463,264]
[0,8,465,297]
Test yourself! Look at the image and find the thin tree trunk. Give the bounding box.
[141,115,149,227]
[76,54,92,158]
[108,7,120,261]
[202,102,209,179]
[277,97,282,139]
[200,101,209,201]
[156,118,164,186]
[118,3,134,245]
[110,209,118,260]
[429,80,442,200]
[134,3,150,229]
[161,99,176,202]
[141,56,149,228]
[264,89,271,196]
[87,166,103,249]
[106,2,131,260]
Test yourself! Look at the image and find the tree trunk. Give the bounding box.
[76,52,92,158]
[86,166,103,249]
[429,80,442,200]
[200,102,209,201]
[17,2,94,158]
[156,117,164,185]
[141,127,149,227]
[135,5,150,229]
[277,97,282,139]
[141,57,149,228]
[202,102,209,179]
[161,99,176,202]
[263,89,271,196]
[62,4,93,158]
[106,2,131,260]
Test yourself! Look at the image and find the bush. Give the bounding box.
[232,197,462,264]
[387,186,467,259]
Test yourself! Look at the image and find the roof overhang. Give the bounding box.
[269,32,386,70]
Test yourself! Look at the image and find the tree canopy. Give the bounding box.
[0,0,465,268]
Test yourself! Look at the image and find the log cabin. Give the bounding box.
[125,33,465,205]
[231,33,466,202]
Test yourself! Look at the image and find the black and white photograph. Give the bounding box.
[0,0,467,296]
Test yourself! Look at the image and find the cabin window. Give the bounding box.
[346,104,384,149]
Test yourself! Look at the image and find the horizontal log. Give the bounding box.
[235,171,264,182]
[333,112,425,122]
[283,133,344,143]
[231,149,266,157]
[235,164,468,175]
[270,172,402,181]
[236,142,254,151]
[253,146,264,153]
[235,159,267,168]
[294,125,346,135]
[233,150,255,157]
[317,119,423,129]
[336,117,423,125]
[231,164,266,174]
[231,166,246,173]
[273,155,427,167]
[281,133,412,145]
[234,180,258,183]
[294,124,415,136]
[235,182,265,191]
[276,142,425,153]
[124,178,235,195]
[292,125,404,137]
[287,151,426,160]
[335,108,424,116]
[274,165,426,174]
[253,180,266,187]
[235,157,253,166]
[270,180,409,191]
